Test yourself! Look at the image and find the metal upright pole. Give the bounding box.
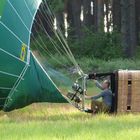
[82,75,87,110]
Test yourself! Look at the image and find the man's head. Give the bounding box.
[102,80,110,89]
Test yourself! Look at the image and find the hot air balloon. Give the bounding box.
[0,0,86,112]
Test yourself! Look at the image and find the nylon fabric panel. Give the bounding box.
[1,1,30,46]
[0,48,25,75]
[0,0,68,112]
[9,0,34,29]
[0,73,18,110]
[0,73,17,89]
[0,24,22,58]
[4,54,67,112]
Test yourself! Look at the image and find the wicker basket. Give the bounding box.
[117,70,140,113]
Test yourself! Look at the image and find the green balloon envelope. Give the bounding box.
[0,0,67,112]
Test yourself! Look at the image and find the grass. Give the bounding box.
[1,74,139,140]
[46,55,140,74]
[0,103,140,140]
[0,87,140,140]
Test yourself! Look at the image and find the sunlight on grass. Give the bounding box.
[0,88,139,140]
[0,103,140,140]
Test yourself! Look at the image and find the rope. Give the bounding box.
[43,1,84,75]
[24,0,74,67]
[32,0,79,70]
[5,0,83,75]
[31,32,70,69]
[33,8,75,63]
[25,0,84,75]
[7,0,68,69]
[2,0,85,110]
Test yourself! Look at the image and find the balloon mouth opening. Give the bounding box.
[30,1,84,96]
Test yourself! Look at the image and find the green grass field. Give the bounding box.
[0,103,140,140]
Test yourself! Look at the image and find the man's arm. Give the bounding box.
[92,92,104,100]
[87,73,103,90]
[85,95,93,100]
[85,92,104,100]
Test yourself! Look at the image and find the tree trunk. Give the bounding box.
[112,0,121,31]
[67,0,82,40]
[97,0,104,32]
[121,0,136,57]
[135,0,140,45]
[93,0,98,31]
[104,0,113,32]
[82,0,94,28]
[56,12,64,32]
[129,0,137,56]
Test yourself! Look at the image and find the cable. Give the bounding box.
[24,0,75,67]
[43,1,84,75]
